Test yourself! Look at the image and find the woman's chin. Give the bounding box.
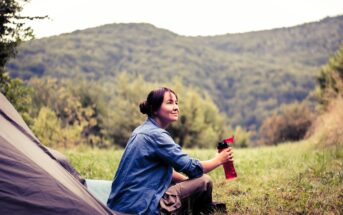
[171,116,179,121]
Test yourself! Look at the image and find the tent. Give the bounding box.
[0,92,116,215]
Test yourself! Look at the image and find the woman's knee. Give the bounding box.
[199,174,213,190]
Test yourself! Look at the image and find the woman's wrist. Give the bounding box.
[201,157,223,173]
[214,154,224,166]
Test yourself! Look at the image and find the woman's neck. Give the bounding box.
[153,116,169,129]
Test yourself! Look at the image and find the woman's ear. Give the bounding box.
[153,108,159,116]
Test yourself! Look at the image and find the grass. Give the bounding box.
[63,140,343,214]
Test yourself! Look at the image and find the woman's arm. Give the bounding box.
[172,169,188,182]
[201,147,233,173]
[154,131,233,178]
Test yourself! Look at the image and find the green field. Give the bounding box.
[64,140,343,214]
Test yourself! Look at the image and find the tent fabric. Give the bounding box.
[0,93,115,215]
[46,147,87,186]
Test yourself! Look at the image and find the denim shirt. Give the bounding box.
[107,117,204,215]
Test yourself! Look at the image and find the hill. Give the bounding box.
[6,15,343,130]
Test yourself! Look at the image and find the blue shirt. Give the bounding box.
[107,117,204,215]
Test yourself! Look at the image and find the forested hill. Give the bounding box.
[6,15,343,130]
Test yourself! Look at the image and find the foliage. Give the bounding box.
[259,102,314,145]
[0,72,33,123]
[28,77,109,148]
[316,43,343,106]
[168,79,227,148]
[101,73,151,147]
[308,42,343,149]
[64,140,343,214]
[27,73,229,148]
[1,0,29,69]
[6,16,343,131]
[308,97,343,149]
[31,106,83,148]
[0,0,45,123]
[230,126,252,148]
[102,73,229,148]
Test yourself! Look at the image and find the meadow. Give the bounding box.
[64,140,342,214]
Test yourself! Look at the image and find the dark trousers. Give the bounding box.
[159,174,213,215]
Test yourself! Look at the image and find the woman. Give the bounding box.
[107,87,233,215]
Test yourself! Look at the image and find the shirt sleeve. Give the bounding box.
[152,130,204,179]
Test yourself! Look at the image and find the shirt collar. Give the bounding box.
[148,117,162,129]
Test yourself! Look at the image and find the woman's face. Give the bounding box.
[154,92,179,126]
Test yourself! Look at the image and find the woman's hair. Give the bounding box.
[139,87,178,117]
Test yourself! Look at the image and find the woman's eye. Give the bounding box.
[166,100,178,105]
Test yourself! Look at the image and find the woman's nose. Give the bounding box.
[173,104,179,111]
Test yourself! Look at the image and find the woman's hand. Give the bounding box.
[200,148,234,173]
[215,148,234,165]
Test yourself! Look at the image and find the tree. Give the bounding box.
[0,72,32,123]
[0,0,45,122]
[101,73,229,148]
[1,0,46,63]
[29,77,110,148]
[31,106,83,149]
[309,43,343,148]
[317,43,343,106]
[164,78,228,148]
[102,73,151,147]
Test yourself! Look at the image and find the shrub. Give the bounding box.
[259,103,314,145]
[31,107,83,148]
[307,97,343,148]
[316,43,343,106]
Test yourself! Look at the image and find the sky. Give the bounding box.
[21,0,343,38]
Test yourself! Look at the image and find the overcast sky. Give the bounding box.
[21,0,343,38]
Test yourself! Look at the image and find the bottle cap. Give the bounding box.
[223,136,234,144]
[217,141,228,149]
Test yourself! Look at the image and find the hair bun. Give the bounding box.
[139,100,149,115]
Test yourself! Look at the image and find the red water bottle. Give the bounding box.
[217,136,237,180]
